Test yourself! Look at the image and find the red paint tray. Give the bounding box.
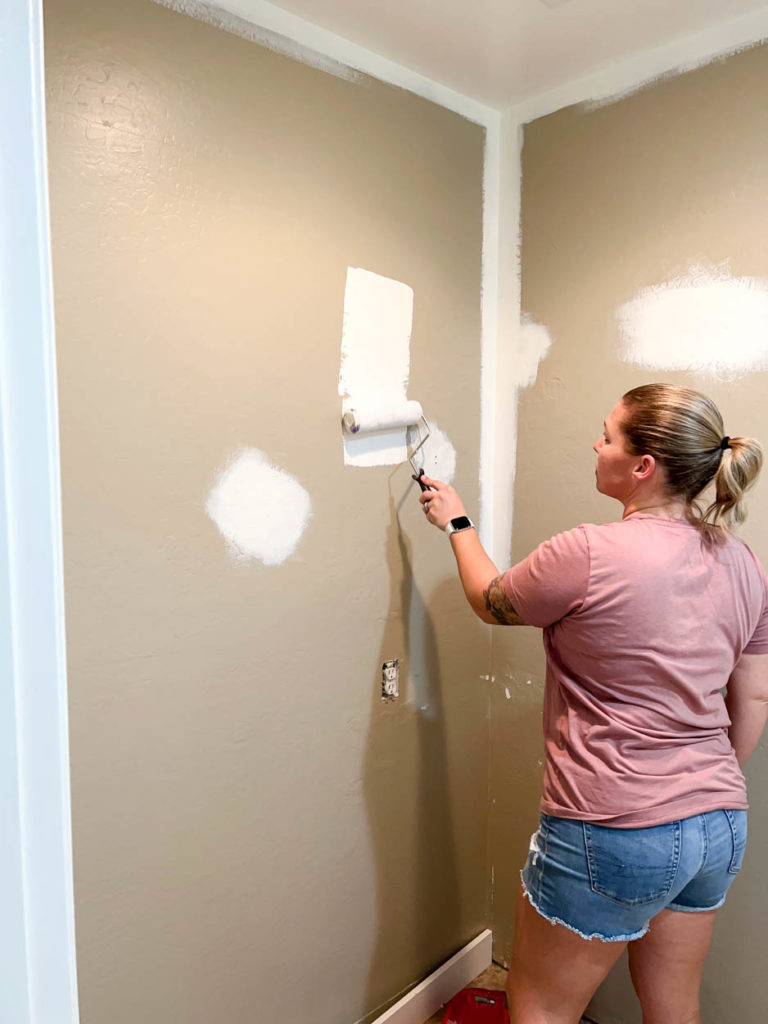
[441,987,509,1024]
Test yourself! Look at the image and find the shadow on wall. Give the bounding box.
[361,481,463,1021]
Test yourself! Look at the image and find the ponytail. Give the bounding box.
[621,384,763,538]
[703,436,763,530]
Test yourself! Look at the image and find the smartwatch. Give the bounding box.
[445,515,475,536]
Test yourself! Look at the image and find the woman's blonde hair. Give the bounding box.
[621,384,763,535]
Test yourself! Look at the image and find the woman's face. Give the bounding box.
[593,402,640,501]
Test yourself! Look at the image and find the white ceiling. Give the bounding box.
[241,0,768,107]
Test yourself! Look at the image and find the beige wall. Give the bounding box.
[44,2,488,1021]
[491,42,768,1023]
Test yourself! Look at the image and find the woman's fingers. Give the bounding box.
[420,474,446,490]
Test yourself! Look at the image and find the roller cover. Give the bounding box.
[342,400,423,434]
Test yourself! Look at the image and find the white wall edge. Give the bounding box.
[479,113,501,555]
[365,929,493,1024]
[508,6,768,125]
[0,1,79,1022]
[492,115,524,570]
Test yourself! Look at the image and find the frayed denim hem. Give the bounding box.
[667,895,726,913]
[519,870,649,943]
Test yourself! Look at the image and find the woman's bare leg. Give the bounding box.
[627,907,716,1024]
[506,885,627,1024]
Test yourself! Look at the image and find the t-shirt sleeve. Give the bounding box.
[743,552,768,654]
[502,525,590,628]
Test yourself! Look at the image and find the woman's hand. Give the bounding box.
[418,475,467,530]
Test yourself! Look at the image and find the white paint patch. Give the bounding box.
[339,267,416,467]
[512,316,552,388]
[206,448,311,565]
[417,420,457,483]
[617,267,768,375]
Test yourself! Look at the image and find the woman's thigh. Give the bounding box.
[507,885,627,1024]
[627,906,717,1024]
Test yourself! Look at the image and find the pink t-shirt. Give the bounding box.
[502,514,768,828]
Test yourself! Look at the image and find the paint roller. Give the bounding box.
[342,399,432,489]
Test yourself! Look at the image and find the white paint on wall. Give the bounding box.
[206,449,311,565]
[512,316,552,388]
[617,266,768,375]
[419,421,457,484]
[339,267,417,468]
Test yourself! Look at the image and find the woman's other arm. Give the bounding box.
[725,653,768,766]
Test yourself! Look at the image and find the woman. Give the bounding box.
[419,384,768,1024]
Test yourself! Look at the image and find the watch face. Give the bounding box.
[450,516,472,530]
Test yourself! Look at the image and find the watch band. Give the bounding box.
[445,516,475,536]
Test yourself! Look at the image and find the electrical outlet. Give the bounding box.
[381,659,399,700]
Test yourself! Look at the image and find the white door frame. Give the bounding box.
[0,0,79,1021]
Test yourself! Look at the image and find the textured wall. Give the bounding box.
[44,1,489,1021]
[490,42,768,1023]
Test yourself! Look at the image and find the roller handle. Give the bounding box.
[411,469,433,492]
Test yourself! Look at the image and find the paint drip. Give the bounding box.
[617,266,768,376]
[206,448,311,565]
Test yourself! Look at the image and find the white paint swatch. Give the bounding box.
[339,267,415,467]
[617,267,768,375]
[419,420,457,483]
[206,449,311,566]
[513,316,552,387]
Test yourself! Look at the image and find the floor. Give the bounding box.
[423,963,595,1023]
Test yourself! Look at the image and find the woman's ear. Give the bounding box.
[633,454,656,481]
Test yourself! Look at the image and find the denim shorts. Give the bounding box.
[521,809,748,942]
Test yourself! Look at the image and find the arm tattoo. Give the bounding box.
[483,574,526,626]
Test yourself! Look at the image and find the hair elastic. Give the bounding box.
[720,436,731,451]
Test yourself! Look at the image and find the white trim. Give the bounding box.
[492,114,524,569]
[365,929,493,1024]
[0,1,79,1022]
[479,113,502,555]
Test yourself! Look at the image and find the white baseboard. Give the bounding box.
[371,929,493,1024]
